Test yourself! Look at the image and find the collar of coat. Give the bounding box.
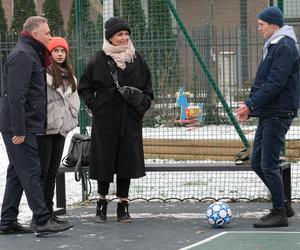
[20,31,51,67]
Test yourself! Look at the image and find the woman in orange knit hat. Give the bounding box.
[32,37,80,227]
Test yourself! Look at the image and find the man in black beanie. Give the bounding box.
[236,6,300,228]
[257,6,284,28]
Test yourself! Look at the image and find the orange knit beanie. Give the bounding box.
[48,37,69,54]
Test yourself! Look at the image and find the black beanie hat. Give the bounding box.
[257,6,284,27]
[105,17,131,40]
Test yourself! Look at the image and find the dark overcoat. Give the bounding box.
[0,35,47,135]
[78,50,154,182]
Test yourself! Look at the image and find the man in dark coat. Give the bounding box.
[236,7,300,228]
[78,17,154,223]
[0,16,72,235]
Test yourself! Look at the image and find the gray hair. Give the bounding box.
[23,16,48,32]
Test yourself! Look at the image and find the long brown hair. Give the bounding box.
[48,57,76,92]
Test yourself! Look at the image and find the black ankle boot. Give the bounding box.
[254,208,288,228]
[117,201,132,223]
[95,199,108,223]
[261,201,295,221]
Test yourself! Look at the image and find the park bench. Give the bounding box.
[55,162,291,215]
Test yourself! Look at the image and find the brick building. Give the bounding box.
[1,1,299,31]
[1,0,73,30]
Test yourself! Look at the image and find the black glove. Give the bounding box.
[135,95,152,114]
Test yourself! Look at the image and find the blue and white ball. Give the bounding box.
[206,202,232,228]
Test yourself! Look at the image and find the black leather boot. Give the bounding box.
[261,201,295,221]
[117,201,132,223]
[95,199,108,223]
[254,208,288,228]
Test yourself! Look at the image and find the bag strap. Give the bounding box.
[62,141,76,167]
[107,61,121,88]
[62,155,69,167]
[74,141,87,195]
[74,140,84,182]
[235,147,251,165]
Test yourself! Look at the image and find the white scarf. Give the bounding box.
[102,39,136,69]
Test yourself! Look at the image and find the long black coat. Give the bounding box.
[78,50,154,182]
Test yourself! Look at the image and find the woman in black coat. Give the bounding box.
[78,17,154,223]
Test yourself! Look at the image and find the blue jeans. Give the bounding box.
[251,117,293,209]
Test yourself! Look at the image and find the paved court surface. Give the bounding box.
[180,231,300,250]
[0,202,299,250]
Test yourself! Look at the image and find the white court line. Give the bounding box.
[178,232,228,250]
[178,231,300,250]
[226,231,300,234]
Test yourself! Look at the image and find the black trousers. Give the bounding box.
[1,133,50,226]
[98,178,131,198]
[37,134,65,213]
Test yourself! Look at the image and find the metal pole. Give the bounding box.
[75,0,87,135]
[103,0,114,39]
[163,0,250,149]
[103,0,114,23]
[277,0,284,12]
[240,0,249,86]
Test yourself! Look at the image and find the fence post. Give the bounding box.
[277,0,284,12]
[75,0,87,135]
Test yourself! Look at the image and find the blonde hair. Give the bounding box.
[23,16,48,32]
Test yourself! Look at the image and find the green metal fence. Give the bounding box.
[1,0,300,201]
[68,0,300,159]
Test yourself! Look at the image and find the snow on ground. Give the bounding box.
[1,125,300,223]
[143,124,300,140]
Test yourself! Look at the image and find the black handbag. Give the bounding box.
[62,133,91,181]
[108,60,144,107]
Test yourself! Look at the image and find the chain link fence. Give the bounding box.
[1,0,300,201]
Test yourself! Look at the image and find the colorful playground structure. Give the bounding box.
[175,87,205,126]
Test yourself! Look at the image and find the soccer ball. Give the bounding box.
[206,202,232,228]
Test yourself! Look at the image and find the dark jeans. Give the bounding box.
[251,116,293,209]
[1,133,50,226]
[98,178,131,198]
[37,134,65,213]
